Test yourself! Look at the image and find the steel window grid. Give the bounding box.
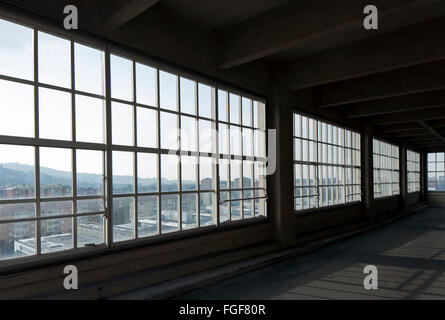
[292,113,361,212]
[0,16,268,263]
[373,139,400,199]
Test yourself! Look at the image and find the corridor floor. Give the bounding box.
[176,206,445,300]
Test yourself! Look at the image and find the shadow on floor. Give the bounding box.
[175,206,445,300]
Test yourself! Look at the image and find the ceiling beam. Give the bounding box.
[105,0,160,28]
[346,90,445,118]
[381,123,422,133]
[318,61,445,108]
[418,120,445,145]
[367,107,445,125]
[393,130,431,138]
[217,0,445,69]
[284,17,445,90]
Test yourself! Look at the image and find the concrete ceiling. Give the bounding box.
[159,0,292,30]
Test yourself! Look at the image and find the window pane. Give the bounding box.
[242,98,252,127]
[113,197,135,242]
[229,94,240,124]
[136,107,157,148]
[200,157,214,191]
[137,153,158,193]
[0,79,34,138]
[77,215,104,247]
[75,95,105,144]
[219,192,229,223]
[38,32,71,88]
[231,160,242,189]
[40,147,72,198]
[77,150,103,196]
[112,102,134,146]
[182,193,197,230]
[181,116,197,152]
[111,54,133,101]
[181,156,197,191]
[138,195,158,237]
[218,90,228,122]
[0,19,34,80]
[0,144,35,200]
[243,190,254,219]
[161,154,178,192]
[230,125,241,156]
[243,128,253,157]
[74,43,105,96]
[0,203,35,221]
[199,120,213,153]
[77,199,104,214]
[40,201,72,217]
[160,71,177,111]
[199,83,212,118]
[39,88,71,141]
[161,194,179,234]
[219,124,229,155]
[231,191,241,221]
[219,158,230,190]
[160,112,178,150]
[41,217,73,253]
[200,192,214,226]
[136,63,156,106]
[180,77,196,115]
[113,151,134,194]
[243,161,253,188]
[0,221,35,260]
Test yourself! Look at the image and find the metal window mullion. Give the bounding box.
[156,69,162,235]
[196,80,201,229]
[343,127,346,204]
[133,61,138,240]
[240,97,244,220]
[104,43,113,247]
[215,84,220,225]
[178,74,183,231]
[71,40,78,250]
[227,93,232,221]
[33,28,42,256]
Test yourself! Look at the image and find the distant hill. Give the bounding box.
[0,163,198,190]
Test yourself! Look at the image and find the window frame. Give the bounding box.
[0,13,269,269]
[292,111,362,214]
[372,138,400,199]
[407,150,420,194]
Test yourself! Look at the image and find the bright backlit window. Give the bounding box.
[428,152,445,191]
[407,150,420,193]
[373,139,400,198]
[293,113,361,212]
[0,18,267,263]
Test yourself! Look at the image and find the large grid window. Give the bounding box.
[218,92,267,223]
[373,139,400,198]
[293,113,361,212]
[0,18,267,262]
[0,20,107,261]
[407,150,420,193]
[428,152,445,191]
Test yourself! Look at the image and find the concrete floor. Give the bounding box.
[176,206,445,300]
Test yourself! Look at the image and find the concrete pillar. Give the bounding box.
[269,85,294,246]
[420,151,427,203]
[361,126,374,221]
[399,144,408,209]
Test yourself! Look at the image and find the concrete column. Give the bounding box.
[399,144,408,209]
[269,85,294,246]
[420,151,427,203]
[361,126,374,221]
